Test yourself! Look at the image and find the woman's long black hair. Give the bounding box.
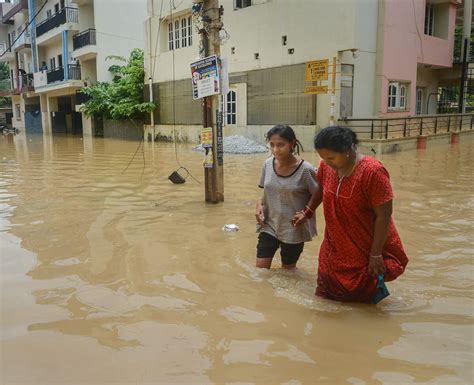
[265,124,304,155]
[314,126,358,153]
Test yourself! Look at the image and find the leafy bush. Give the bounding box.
[81,48,155,120]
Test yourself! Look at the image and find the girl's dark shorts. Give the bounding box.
[256,232,304,266]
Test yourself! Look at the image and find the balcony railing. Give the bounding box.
[0,73,34,96]
[73,29,96,51]
[75,90,90,105]
[36,7,78,38]
[12,29,31,50]
[46,64,81,84]
[68,64,81,80]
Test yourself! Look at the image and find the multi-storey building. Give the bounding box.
[144,0,470,147]
[0,0,36,132]
[0,0,147,134]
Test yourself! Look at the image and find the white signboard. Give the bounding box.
[190,55,220,99]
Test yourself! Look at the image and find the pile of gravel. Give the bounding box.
[193,135,268,154]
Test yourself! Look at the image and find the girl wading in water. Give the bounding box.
[293,126,408,303]
[255,125,319,269]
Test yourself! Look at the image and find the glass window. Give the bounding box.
[424,4,434,36]
[226,90,236,125]
[174,20,180,49]
[388,83,397,109]
[181,18,187,48]
[399,85,406,109]
[167,16,192,51]
[168,22,174,50]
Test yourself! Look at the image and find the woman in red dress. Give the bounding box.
[293,126,408,303]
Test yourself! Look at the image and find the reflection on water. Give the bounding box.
[1,132,473,384]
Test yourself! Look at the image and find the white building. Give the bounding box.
[144,0,467,148]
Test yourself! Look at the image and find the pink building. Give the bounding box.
[378,0,462,117]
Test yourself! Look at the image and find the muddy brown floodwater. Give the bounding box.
[1,133,473,385]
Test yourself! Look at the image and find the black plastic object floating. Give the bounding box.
[168,167,189,184]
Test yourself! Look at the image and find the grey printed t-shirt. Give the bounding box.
[257,156,318,244]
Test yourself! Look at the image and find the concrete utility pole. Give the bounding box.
[200,0,224,203]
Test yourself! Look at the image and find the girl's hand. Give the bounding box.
[368,255,386,276]
[255,204,265,226]
[291,211,306,227]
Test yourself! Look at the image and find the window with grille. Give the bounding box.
[226,90,236,125]
[168,15,192,51]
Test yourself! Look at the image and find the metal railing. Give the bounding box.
[68,64,81,80]
[46,67,64,83]
[73,28,96,50]
[45,64,81,84]
[75,90,90,105]
[338,113,474,140]
[36,7,78,37]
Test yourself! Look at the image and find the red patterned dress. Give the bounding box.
[315,156,408,302]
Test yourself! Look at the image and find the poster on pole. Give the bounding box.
[190,55,220,99]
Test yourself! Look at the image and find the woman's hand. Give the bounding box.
[255,201,265,226]
[368,255,386,276]
[291,211,306,227]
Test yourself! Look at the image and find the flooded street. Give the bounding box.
[1,133,473,385]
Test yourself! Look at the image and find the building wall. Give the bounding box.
[145,0,380,131]
[78,4,95,31]
[94,0,146,82]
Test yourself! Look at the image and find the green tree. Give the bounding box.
[80,48,155,120]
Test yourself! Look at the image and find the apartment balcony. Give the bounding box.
[73,29,97,60]
[12,31,31,53]
[35,7,79,46]
[0,73,34,96]
[0,0,28,25]
[33,64,83,93]
[0,42,14,61]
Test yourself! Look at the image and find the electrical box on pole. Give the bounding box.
[193,0,224,203]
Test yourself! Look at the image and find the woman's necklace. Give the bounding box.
[336,154,361,196]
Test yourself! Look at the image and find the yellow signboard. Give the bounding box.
[305,59,329,81]
[304,85,328,94]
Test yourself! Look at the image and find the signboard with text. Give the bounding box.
[305,59,329,81]
[304,85,328,94]
[190,55,220,99]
